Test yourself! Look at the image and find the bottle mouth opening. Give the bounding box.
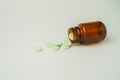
[68,28,74,42]
[68,27,80,43]
[68,32,74,41]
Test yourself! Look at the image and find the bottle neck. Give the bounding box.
[68,26,81,43]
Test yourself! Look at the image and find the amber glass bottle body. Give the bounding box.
[68,21,107,44]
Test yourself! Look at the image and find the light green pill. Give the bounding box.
[61,43,71,49]
[46,39,72,51]
[63,39,72,45]
[46,43,53,48]
[51,45,60,51]
[53,42,63,46]
[61,39,72,49]
[61,45,70,49]
[64,39,72,45]
[46,42,62,51]
[34,47,43,52]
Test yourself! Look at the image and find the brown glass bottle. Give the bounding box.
[68,21,107,44]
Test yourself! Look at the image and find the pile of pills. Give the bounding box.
[34,39,72,52]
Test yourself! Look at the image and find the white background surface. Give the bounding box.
[0,0,120,80]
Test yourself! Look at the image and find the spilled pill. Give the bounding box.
[34,47,43,52]
[46,39,72,50]
[51,45,60,51]
[61,39,72,49]
[34,39,72,52]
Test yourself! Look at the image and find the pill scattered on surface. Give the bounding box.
[61,43,71,49]
[34,39,72,52]
[51,45,60,51]
[46,43,53,48]
[46,39,72,50]
[53,42,63,47]
[46,43,60,51]
[63,39,72,45]
[34,47,43,52]
[61,39,72,49]
[61,44,70,49]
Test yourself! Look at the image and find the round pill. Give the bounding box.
[61,39,72,49]
[34,47,43,52]
[53,42,63,47]
[46,43,53,48]
[61,43,71,49]
[63,39,72,45]
[51,45,60,51]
